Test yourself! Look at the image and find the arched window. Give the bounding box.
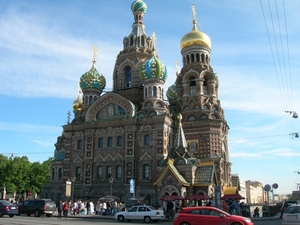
[98,138,103,148]
[77,140,83,149]
[196,53,200,62]
[187,55,190,64]
[76,167,81,181]
[189,76,197,95]
[52,168,55,181]
[190,76,196,86]
[143,164,150,179]
[141,36,145,46]
[125,67,131,87]
[89,96,93,105]
[153,86,157,97]
[191,54,195,62]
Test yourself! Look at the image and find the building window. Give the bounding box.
[125,67,131,87]
[143,164,150,179]
[117,136,123,147]
[58,168,62,181]
[116,165,122,178]
[75,167,81,181]
[108,137,113,147]
[107,166,112,178]
[144,135,150,145]
[153,86,157,97]
[97,166,102,179]
[77,140,83,149]
[98,138,103,148]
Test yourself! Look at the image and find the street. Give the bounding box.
[0,215,282,225]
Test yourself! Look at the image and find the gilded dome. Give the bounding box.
[180,21,211,50]
[139,55,168,82]
[131,0,147,13]
[166,84,178,101]
[72,95,83,110]
[80,63,106,92]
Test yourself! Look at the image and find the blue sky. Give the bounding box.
[0,0,299,195]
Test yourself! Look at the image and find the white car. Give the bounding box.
[114,205,165,223]
[282,204,300,225]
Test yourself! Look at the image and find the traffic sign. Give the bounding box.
[272,183,279,189]
[28,191,32,196]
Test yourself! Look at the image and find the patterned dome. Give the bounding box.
[139,55,168,82]
[72,95,83,110]
[80,63,106,92]
[166,84,178,101]
[131,0,147,13]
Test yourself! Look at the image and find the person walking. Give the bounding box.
[57,200,63,219]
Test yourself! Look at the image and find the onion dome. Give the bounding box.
[139,55,168,82]
[79,62,106,92]
[166,84,178,101]
[131,0,147,13]
[72,95,83,110]
[180,20,211,50]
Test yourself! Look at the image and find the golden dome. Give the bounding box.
[72,95,83,111]
[180,20,211,50]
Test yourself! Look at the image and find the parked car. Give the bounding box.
[114,205,165,222]
[18,199,56,217]
[173,206,254,225]
[0,200,18,217]
[282,204,300,225]
[280,200,298,218]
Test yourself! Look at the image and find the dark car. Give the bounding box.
[0,200,18,217]
[18,199,56,217]
[280,200,298,218]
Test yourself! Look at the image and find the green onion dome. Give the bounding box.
[131,0,147,13]
[166,84,178,101]
[79,63,106,93]
[139,55,168,82]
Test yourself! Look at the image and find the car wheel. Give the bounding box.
[9,214,15,218]
[0,211,3,217]
[34,210,40,217]
[144,216,151,223]
[118,215,125,222]
[46,214,52,217]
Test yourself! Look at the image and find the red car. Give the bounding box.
[173,206,254,225]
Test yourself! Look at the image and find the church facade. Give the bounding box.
[41,0,234,205]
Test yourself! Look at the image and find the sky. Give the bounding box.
[0,0,300,195]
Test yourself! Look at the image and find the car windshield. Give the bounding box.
[284,206,300,213]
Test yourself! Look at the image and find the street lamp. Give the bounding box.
[109,177,114,196]
[71,177,76,201]
[2,183,6,200]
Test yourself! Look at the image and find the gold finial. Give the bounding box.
[191,4,197,22]
[177,113,182,126]
[176,60,180,76]
[92,45,97,65]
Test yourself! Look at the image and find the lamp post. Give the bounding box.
[2,183,6,200]
[71,177,76,202]
[109,177,114,196]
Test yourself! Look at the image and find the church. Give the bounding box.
[41,0,237,206]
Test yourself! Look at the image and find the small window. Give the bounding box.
[75,167,81,181]
[108,137,113,147]
[98,138,103,148]
[77,140,83,149]
[117,137,123,147]
[107,166,112,178]
[144,135,150,145]
[97,166,102,178]
[116,165,122,178]
[143,164,150,179]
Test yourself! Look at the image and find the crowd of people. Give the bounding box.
[56,199,126,218]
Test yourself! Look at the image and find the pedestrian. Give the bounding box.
[63,200,70,219]
[86,200,91,215]
[57,200,63,219]
[167,200,174,220]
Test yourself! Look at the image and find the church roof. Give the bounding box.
[194,165,215,185]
